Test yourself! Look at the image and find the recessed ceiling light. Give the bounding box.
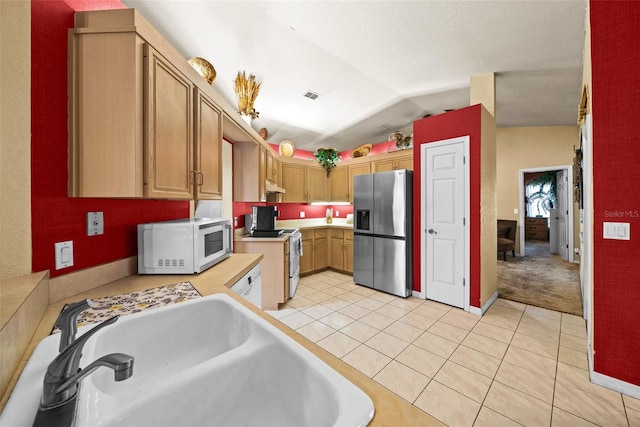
[303,91,319,100]
[378,123,391,130]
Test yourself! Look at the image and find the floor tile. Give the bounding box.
[301,303,335,320]
[479,310,521,331]
[359,311,396,330]
[352,286,377,297]
[428,320,469,343]
[484,381,552,426]
[625,394,640,412]
[369,291,397,304]
[398,311,437,329]
[296,320,336,342]
[510,332,559,360]
[559,331,587,353]
[365,331,410,358]
[339,320,380,343]
[474,406,521,427]
[551,407,599,426]
[284,295,315,310]
[519,312,561,333]
[316,331,360,358]
[493,298,527,312]
[558,345,588,370]
[388,296,424,311]
[461,331,509,359]
[524,304,562,321]
[322,286,348,297]
[471,320,515,344]
[486,303,525,320]
[395,344,446,378]
[336,291,365,303]
[383,320,424,343]
[502,345,557,379]
[342,344,391,377]
[266,306,297,319]
[560,321,587,339]
[440,310,480,331]
[449,345,501,378]
[561,312,585,327]
[628,407,640,427]
[413,331,459,359]
[375,304,411,320]
[433,360,492,403]
[319,311,354,329]
[555,362,622,406]
[278,310,315,329]
[414,381,480,427]
[355,297,387,311]
[412,302,450,321]
[321,297,352,311]
[494,360,555,404]
[305,291,334,303]
[554,380,628,426]
[373,360,430,403]
[337,303,371,320]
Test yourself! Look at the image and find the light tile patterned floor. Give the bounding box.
[267,271,639,427]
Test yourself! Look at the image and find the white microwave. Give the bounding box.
[137,218,232,274]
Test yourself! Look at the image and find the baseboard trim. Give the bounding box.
[412,289,426,299]
[591,370,640,399]
[469,291,498,316]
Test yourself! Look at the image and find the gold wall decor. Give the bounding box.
[234,71,261,120]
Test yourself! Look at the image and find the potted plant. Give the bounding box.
[314,148,339,176]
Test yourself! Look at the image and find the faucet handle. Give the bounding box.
[55,299,91,351]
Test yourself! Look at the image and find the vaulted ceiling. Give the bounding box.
[123,0,588,153]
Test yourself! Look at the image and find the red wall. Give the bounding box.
[412,105,483,307]
[590,0,640,386]
[31,0,190,278]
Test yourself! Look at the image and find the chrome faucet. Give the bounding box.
[55,299,91,351]
[34,314,134,427]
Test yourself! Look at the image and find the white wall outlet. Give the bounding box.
[86,211,104,236]
[603,222,630,240]
[234,217,239,227]
[55,241,74,270]
[513,208,519,215]
[336,211,339,217]
[300,211,305,218]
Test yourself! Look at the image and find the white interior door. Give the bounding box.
[423,139,466,308]
[555,169,570,261]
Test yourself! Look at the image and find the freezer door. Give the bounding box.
[353,234,374,288]
[353,174,374,234]
[373,236,411,297]
[373,170,410,238]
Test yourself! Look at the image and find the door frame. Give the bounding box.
[518,165,574,263]
[420,136,470,311]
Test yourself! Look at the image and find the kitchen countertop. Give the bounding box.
[1,253,441,426]
[276,218,354,230]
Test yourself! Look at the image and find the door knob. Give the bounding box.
[427,229,437,234]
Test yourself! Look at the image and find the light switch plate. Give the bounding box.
[603,222,630,240]
[55,241,74,270]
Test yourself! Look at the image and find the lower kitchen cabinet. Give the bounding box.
[329,229,354,274]
[234,237,289,310]
[300,229,328,275]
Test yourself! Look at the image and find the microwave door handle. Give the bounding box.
[226,222,233,253]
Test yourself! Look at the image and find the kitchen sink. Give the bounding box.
[1,293,374,427]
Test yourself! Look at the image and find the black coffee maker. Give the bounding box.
[245,206,281,237]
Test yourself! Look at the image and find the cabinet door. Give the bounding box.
[282,163,307,202]
[301,239,314,275]
[144,44,194,199]
[329,166,349,202]
[373,159,395,172]
[396,154,413,171]
[194,88,222,199]
[266,150,280,183]
[348,163,371,203]
[307,167,330,202]
[314,237,328,270]
[344,230,354,273]
[329,230,345,270]
[259,147,266,202]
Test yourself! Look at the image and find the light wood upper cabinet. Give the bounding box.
[266,150,280,184]
[329,166,349,202]
[68,9,224,200]
[307,167,330,203]
[144,45,194,199]
[373,153,413,172]
[281,163,307,202]
[233,142,266,202]
[348,163,371,203]
[194,88,222,199]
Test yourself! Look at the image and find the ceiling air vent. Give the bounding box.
[303,91,319,100]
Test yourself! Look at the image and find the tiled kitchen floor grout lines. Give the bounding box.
[266,271,639,427]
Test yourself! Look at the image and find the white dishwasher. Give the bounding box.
[230,264,262,309]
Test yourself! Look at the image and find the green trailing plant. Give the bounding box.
[314,148,339,176]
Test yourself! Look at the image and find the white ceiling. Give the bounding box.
[122,0,588,153]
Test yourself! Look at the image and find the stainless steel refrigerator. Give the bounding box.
[353,170,413,298]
